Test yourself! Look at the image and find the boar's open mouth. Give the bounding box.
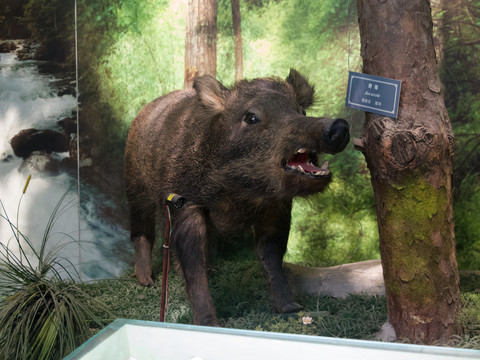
[282,148,331,178]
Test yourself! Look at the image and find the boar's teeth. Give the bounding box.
[314,170,329,176]
[297,148,307,153]
[297,165,306,173]
[321,161,329,169]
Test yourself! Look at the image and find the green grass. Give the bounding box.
[83,257,388,338]
[458,274,480,341]
[81,253,480,350]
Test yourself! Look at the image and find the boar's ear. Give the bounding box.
[286,69,315,110]
[193,75,229,115]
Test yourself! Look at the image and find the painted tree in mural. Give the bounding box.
[230,0,243,80]
[355,0,461,343]
[184,0,218,88]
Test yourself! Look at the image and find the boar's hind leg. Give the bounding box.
[130,204,155,286]
[255,206,303,313]
[172,206,218,326]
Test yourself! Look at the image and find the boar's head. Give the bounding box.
[193,69,349,200]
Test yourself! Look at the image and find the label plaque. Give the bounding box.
[345,71,401,118]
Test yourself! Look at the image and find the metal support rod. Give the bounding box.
[159,205,171,322]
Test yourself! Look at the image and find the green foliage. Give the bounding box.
[0,0,30,39]
[75,0,133,169]
[82,0,362,125]
[0,190,107,360]
[438,1,480,269]
[286,147,379,267]
[460,271,480,293]
[459,273,479,341]
[271,0,361,117]
[458,292,480,336]
[454,173,480,269]
[18,0,480,269]
[72,0,372,267]
[73,0,187,170]
[23,0,74,62]
[93,0,185,124]
[440,0,480,131]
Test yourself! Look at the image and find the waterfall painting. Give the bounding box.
[0,1,130,280]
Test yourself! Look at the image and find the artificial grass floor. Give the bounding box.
[82,256,480,348]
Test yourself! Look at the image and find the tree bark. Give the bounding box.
[356,0,460,343]
[184,0,218,89]
[230,0,243,81]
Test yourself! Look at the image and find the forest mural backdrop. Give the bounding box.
[0,0,479,280]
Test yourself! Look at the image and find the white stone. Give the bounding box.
[284,259,385,298]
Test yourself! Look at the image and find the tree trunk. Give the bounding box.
[184,0,218,89]
[356,0,460,343]
[230,0,243,81]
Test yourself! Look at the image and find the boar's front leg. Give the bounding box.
[130,204,156,287]
[255,204,303,313]
[172,205,218,326]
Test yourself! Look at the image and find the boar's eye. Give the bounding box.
[244,112,261,125]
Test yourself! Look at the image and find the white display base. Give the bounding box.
[64,319,479,360]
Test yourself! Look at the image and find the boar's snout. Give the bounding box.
[321,118,350,154]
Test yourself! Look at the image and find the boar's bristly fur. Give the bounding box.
[125,69,350,326]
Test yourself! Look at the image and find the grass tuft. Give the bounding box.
[0,187,109,360]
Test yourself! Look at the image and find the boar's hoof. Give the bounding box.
[134,266,155,287]
[278,301,303,313]
[137,275,154,287]
[133,236,154,286]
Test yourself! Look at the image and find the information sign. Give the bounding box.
[345,71,401,118]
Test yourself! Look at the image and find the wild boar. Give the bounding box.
[125,69,350,325]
